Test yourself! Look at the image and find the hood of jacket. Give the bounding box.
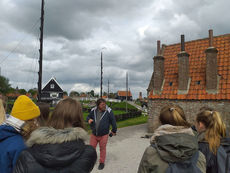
[151,124,198,163]
[26,127,89,168]
[0,125,20,142]
[91,105,112,113]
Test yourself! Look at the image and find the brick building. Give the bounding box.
[147,30,230,132]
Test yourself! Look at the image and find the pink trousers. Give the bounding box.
[90,134,109,163]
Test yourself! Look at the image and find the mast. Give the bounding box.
[126,72,128,112]
[37,0,44,102]
[100,52,103,98]
[108,79,109,99]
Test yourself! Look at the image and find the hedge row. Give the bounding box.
[115,110,142,121]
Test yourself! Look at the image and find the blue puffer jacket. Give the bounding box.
[0,125,26,173]
[87,106,117,136]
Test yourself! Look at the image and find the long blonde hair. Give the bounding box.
[0,99,6,124]
[196,111,226,154]
[159,105,190,127]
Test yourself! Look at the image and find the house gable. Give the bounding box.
[42,77,63,93]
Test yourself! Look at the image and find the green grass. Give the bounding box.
[116,114,148,128]
[113,110,127,115]
[135,100,142,106]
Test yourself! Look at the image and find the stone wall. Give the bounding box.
[147,99,230,133]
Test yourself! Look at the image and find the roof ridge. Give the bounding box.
[163,33,230,47]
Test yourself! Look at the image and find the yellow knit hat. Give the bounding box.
[11,95,40,121]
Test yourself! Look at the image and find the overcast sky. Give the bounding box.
[0,0,229,98]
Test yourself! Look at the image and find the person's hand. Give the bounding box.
[111,131,116,136]
[88,119,94,124]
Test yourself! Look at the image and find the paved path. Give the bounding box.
[127,101,148,113]
[90,123,150,173]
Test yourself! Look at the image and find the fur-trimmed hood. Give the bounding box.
[27,127,88,147]
[150,124,195,144]
[22,127,93,169]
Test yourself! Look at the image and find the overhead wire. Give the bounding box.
[0,18,40,65]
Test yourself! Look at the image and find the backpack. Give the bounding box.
[217,138,230,173]
[151,144,202,173]
[166,151,202,173]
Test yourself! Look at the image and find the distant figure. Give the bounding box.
[138,105,206,173]
[0,95,40,173]
[196,110,230,173]
[36,102,50,126]
[87,98,117,170]
[13,97,97,173]
[0,99,6,124]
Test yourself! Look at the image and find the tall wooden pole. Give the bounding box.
[100,52,103,98]
[108,79,109,99]
[38,0,44,102]
[126,72,128,112]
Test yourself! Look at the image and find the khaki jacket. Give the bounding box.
[138,125,206,173]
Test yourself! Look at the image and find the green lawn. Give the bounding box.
[116,114,148,128]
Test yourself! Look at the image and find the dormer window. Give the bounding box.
[50,84,54,89]
[196,81,201,85]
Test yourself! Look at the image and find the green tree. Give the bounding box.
[18,89,27,95]
[28,88,37,96]
[0,75,11,94]
[7,87,16,94]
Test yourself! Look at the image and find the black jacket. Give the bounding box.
[198,132,230,173]
[13,127,97,173]
[198,141,217,173]
[87,106,117,136]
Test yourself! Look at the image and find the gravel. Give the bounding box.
[89,123,150,173]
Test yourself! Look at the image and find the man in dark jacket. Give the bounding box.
[87,98,117,170]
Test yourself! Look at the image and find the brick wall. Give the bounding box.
[147,99,230,133]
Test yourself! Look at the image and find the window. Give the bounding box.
[169,82,173,86]
[51,92,58,98]
[50,84,54,89]
[196,81,201,85]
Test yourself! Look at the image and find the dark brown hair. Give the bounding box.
[159,105,190,127]
[96,98,106,107]
[36,102,50,126]
[47,97,85,129]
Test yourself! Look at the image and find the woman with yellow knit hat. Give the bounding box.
[0,95,40,173]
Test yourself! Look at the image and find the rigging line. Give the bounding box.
[29,32,40,90]
[0,18,40,65]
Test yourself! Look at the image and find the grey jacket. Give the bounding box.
[138,125,206,173]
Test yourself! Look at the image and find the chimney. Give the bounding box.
[205,29,219,92]
[139,92,142,100]
[157,40,161,55]
[178,35,190,93]
[153,40,165,94]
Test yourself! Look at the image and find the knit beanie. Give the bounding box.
[11,95,40,121]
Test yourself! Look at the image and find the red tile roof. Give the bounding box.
[149,34,230,100]
[117,91,132,97]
